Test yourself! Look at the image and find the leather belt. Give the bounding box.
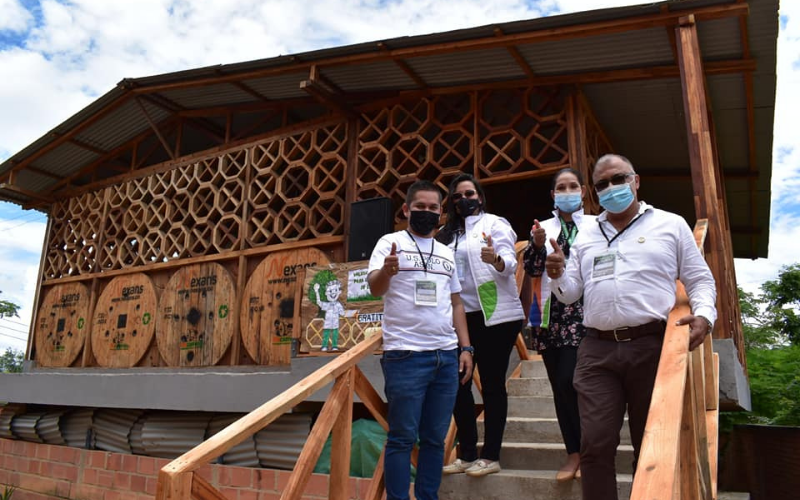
[586,320,666,342]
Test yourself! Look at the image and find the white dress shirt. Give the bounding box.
[552,202,717,330]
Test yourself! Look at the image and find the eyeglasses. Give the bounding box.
[594,173,634,192]
[450,190,476,201]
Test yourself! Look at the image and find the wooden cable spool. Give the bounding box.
[240,247,330,365]
[156,263,236,367]
[34,283,91,367]
[91,273,158,368]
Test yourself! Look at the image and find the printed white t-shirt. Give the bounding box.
[368,230,461,351]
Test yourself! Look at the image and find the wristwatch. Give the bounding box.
[460,346,475,355]
[699,316,713,334]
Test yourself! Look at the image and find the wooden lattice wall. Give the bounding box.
[34,84,610,367]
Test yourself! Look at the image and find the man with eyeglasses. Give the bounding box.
[544,154,717,500]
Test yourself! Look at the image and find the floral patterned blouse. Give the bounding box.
[522,220,587,352]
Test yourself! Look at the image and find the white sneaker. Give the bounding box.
[321,347,328,352]
[331,347,339,352]
[442,458,475,475]
[465,459,501,477]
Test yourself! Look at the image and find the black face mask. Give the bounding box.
[455,198,482,216]
[408,210,440,235]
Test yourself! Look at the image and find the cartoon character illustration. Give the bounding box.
[308,270,355,352]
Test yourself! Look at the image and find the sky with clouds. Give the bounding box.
[0,0,798,352]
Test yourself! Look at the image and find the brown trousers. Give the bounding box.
[573,331,664,500]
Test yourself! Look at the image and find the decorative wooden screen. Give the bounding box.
[42,87,582,281]
[357,87,569,218]
[42,122,348,280]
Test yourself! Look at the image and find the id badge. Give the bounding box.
[592,252,616,281]
[456,254,466,282]
[415,280,438,306]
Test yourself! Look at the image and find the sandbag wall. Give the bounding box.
[30,247,337,369]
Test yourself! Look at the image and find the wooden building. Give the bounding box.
[0,0,779,498]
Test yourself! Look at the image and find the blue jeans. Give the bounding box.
[381,349,459,500]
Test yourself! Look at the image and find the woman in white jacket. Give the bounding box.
[523,167,595,481]
[437,173,525,477]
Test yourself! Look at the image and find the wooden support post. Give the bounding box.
[155,470,193,500]
[363,449,386,500]
[330,369,355,500]
[26,216,53,362]
[279,375,350,500]
[191,474,229,500]
[443,418,458,466]
[706,353,720,500]
[678,359,706,500]
[691,347,713,498]
[353,366,389,430]
[676,16,734,346]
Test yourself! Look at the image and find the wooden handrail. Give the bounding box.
[156,332,384,500]
[630,219,719,500]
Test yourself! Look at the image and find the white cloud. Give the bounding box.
[0,0,31,32]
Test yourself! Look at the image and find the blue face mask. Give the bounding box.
[598,183,635,214]
[554,192,582,214]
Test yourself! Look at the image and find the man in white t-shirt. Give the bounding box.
[368,180,474,500]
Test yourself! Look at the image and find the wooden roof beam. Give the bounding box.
[140,94,226,144]
[377,42,427,88]
[130,2,748,95]
[495,28,537,79]
[44,116,180,195]
[1,92,132,182]
[300,66,356,117]
[0,182,54,204]
[135,97,176,161]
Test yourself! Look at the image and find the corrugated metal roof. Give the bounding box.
[255,412,312,470]
[141,412,212,459]
[61,408,95,448]
[0,408,19,439]
[11,412,45,443]
[521,27,674,75]
[93,408,144,454]
[36,410,66,445]
[209,414,260,467]
[130,415,146,455]
[159,83,258,109]
[409,48,524,87]
[324,61,417,92]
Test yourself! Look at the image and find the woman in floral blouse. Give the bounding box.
[523,167,596,482]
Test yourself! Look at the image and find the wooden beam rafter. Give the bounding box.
[135,97,176,161]
[495,28,537,79]
[300,65,356,117]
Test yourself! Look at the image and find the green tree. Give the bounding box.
[724,264,800,427]
[0,290,21,319]
[0,348,24,373]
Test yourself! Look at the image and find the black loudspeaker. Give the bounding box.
[348,197,394,261]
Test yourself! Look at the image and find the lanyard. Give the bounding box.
[453,229,464,254]
[559,218,579,246]
[406,230,435,274]
[598,212,644,247]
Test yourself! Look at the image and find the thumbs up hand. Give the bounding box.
[481,234,498,264]
[544,238,566,279]
[531,219,546,249]
[382,242,400,277]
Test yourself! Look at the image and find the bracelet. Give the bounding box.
[460,346,475,355]
[699,316,713,333]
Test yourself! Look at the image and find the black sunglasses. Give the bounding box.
[450,190,477,201]
[594,173,634,192]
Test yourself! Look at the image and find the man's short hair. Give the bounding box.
[596,154,635,173]
[405,180,442,205]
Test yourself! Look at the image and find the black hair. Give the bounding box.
[435,173,486,245]
[551,167,584,190]
[405,179,442,205]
